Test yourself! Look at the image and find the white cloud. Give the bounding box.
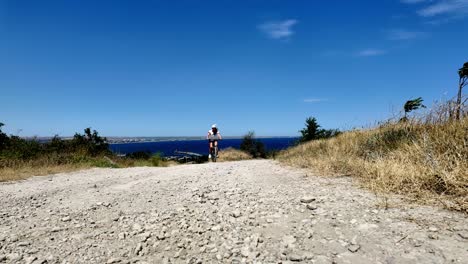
[387,29,427,40]
[401,0,468,17]
[418,0,468,17]
[356,49,387,57]
[303,98,327,103]
[258,19,298,40]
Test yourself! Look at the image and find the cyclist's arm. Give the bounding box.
[218,133,222,140]
[206,132,210,140]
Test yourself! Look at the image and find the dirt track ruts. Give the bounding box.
[0,160,467,263]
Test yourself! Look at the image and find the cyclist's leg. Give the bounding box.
[214,140,218,157]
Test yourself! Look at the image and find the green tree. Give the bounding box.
[456,62,468,119]
[0,122,10,151]
[299,117,341,143]
[401,97,426,121]
[72,127,109,156]
[299,117,321,143]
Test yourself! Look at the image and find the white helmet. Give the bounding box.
[211,124,217,128]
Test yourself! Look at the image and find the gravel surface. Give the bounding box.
[0,160,467,263]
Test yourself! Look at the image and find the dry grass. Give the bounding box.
[0,164,89,182]
[278,114,468,213]
[218,147,253,162]
[0,155,175,182]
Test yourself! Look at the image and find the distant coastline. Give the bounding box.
[25,136,298,144]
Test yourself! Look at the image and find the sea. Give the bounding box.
[109,137,298,156]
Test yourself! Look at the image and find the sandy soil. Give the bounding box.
[0,160,467,263]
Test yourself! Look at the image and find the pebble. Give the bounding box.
[306,204,318,210]
[348,244,361,253]
[300,197,316,203]
[118,232,126,240]
[240,247,250,257]
[61,216,71,222]
[6,253,21,261]
[289,254,303,261]
[231,210,242,218]
[134,243,143,255]
[211,225,222,231]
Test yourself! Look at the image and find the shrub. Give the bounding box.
[70,128,110,156]
[0,123,9,151]
[299,117,341,143]
[240,131,266,158]
[217,147,252,161]
[0,124,111,165]
[150,153,163,166]
[358,125,417,160]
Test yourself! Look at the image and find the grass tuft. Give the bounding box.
[217,147,253,162]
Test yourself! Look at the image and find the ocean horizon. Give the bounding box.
[109,137,298,156]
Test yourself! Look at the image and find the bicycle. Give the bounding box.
[208,137,220,162]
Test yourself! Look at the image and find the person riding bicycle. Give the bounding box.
[207,124,222,159]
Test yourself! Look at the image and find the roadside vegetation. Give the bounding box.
[240,131,267,158]
[217,147,253,162]
[279,62,468,212]
[0,126,170,182]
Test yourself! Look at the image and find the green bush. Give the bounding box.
[70,128,110,156]
[240,131,266,158]
[0,124,111,164]
[0,123,9,151]
[91,158,119,168]
[150,153,163,166]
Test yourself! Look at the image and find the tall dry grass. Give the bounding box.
[218,147,253,162]
[278,104,468,212]
[0,154,173,182]
[0,164,89,182]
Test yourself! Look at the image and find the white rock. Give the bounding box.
[348,244,361,253]
[231,210,242,218]
[300,197,316,203]
[289,254,303,261]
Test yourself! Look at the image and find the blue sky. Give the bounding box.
[1,0,467,137]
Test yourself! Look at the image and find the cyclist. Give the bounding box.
[207,124,222,159]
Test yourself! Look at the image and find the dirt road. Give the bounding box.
[0,160,467,263]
